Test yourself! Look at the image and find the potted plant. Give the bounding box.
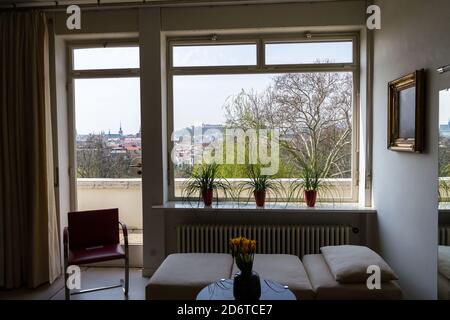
[182,163,229,207]
[229,237,260,300]
[237,165,282,207]
[439,179,450,203]
[292,161,324,208]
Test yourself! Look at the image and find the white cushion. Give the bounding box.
[146,253,233,300]
[320,245,398,283]
[303,254,402,300]
[438,246,450,280]
[438,273,450,300]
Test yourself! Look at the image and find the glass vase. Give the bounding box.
[233,271,261,300]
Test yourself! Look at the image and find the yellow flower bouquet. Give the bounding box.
[229,237,260,300]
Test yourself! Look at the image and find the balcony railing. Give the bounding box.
[77,178,143,231]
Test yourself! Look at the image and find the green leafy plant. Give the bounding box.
[286,159,322,194]
[288,160,332,206]
[439,179,450,202]
[182,163,230,205]
[297,162,323,191]
[236,164,283,204]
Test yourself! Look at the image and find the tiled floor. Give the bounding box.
[0,268,149,300]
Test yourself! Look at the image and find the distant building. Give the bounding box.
[136,126,141,138]
[201,123,225,135]
[76,122,141,157]
[440,121,450,137]
[105,123,125,140]
[118,122,123,137]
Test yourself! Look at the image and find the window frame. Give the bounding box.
[67,39,141,211]
[167,32,360,203]
[263,39,354,66]
[171,41,259,68]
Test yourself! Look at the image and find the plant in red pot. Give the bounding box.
[292,161,324,208]
[182,163,230,207]
[237,165,282,208]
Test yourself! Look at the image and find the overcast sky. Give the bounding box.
[74,42,353,134]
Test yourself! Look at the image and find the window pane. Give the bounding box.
[74,77,141,179]
[73,47,139,70]
[172,72,353,201]
[74,77,143,238]
[439,89,450,203]
[265,41,353,65]
[172,44,257,67]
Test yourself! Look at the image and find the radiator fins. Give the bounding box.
[439,226,450,246]
[177,224,351,258]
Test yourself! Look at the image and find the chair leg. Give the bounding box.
[64,262,70,300]
[124,257,129,296]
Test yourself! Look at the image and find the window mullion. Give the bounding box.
[257,38,265,71]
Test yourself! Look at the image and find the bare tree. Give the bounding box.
[224,72,353,178]
[77,134,133,178]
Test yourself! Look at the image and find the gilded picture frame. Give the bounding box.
[387,69,425,153]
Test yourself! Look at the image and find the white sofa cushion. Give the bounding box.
[303,254,402,300]
[146,253,233,300]
[438,273,450,300]
[320,245,398,283]
[438,246,450,281]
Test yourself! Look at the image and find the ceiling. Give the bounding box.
[0,0,346,8]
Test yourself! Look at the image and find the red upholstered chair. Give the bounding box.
[63,208,129,300]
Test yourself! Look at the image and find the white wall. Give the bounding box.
[77,179,143,229]
[53,9,138,35]
[139,7,168,275]
[161,0,366,30]
[372,0,450,299]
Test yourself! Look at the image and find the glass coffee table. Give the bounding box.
[196,278,296,300]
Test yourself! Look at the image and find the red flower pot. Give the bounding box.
[304,190,317,207]
[202,189,213,206]
[254,190,266,207]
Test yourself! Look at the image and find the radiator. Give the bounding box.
[177,224,352,258]
[440,226,450,246]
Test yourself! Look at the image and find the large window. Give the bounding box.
[168,35,359,203]
[71,44,141,180]
[68,43,143,238]
[74,77,141,179]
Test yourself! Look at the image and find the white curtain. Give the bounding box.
[0,10,61,288]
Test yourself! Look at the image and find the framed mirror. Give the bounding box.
[387,69,425,153]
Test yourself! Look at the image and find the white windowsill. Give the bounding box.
[153,201,375,213]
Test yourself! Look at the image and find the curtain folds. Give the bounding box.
[0,11,61,289]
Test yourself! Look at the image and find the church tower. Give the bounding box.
[119,122,123,137]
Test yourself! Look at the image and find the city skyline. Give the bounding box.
[76,123,141,137]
